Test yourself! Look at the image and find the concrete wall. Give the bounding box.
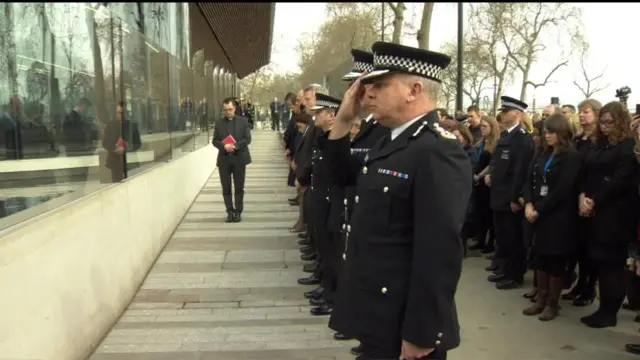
[0,144,218,360]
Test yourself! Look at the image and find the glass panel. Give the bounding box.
[0,2,202,230]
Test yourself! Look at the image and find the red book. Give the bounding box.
[222,135,236,145]
[116,138,128,148]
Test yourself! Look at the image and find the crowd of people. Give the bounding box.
[273,42,640,359]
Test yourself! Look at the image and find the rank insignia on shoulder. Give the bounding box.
[364,154,369,162]
[519,128,526,134]
[432,122,457,140]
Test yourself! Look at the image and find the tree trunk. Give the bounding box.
[417,2,434,50]
[390,3,404,44]
[86,4,109,127]
[2,4,18,94]
[519,67,531,101]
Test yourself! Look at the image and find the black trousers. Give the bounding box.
[270,115,280,131]
[493,210,527,281]
[359,339,447,360]
[218,161,246,212]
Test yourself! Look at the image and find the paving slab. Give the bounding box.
[89,129,639,360]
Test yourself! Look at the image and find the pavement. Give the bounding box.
[89,129,640,360]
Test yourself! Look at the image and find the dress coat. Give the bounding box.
[523,149,581,255]
[324,111,471,351]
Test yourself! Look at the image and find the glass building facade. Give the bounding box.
[0,3,237,230]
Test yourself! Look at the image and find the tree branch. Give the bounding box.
[525,60,568,89]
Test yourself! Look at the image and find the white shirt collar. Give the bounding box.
[390,113,426,141]
[507,123,519,133]
[364,114,374,123]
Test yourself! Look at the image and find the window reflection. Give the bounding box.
[0,2,225,230]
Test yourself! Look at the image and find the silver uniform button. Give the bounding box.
[363,166,368,174]
[325,196,330,201]
[347,225,351,232]
[342,223,346,230]
[355,195,359,203]
[343,198,348,205]
[319,156,323,160]
[342,253,346,260]
[381,287,388,294]
[437,333,443,338]
[435,340,441,345]
[311,186,314,190]
[383,186,389,193]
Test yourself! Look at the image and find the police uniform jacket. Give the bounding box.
[310,127,332,227]
[293,122,316,186]
[523,149,581,255]
[324,111,470,351]
[580,138,639,246]
[489,125,534,211]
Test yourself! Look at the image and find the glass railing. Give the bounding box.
[0,2,237,231]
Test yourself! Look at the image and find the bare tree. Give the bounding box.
[440,39,493,108]
[498,3,582,100]
[387,3,406,44]
[572,44,609,99]
[296,3,389,86]
[417,3,434,49]
[468,4,517,114]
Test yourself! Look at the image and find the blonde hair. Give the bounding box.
[480,115,500,153]
[520,113,533,133]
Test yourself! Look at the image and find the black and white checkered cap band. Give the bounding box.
[316,100,339,109]
[374,54,444,81]
[353,61,374,73]
[501,101,525,112]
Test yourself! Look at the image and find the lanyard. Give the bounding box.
[477,141,485,156]
[543,154,554,179]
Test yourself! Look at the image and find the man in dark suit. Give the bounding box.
[270,97,280,131]
[103,101,142,182]
[212,97,252,223]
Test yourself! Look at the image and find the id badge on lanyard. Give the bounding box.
[540,154,554,197]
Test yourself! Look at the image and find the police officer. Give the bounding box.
[305,93,341,316]
[325,42,471,360]
[485,96,534,290]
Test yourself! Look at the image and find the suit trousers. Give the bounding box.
[218,160,246,212]
[494,210,527,281]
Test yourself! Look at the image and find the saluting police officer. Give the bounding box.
[306,93,341,316]
[324,49,391,350]
[325,42,471,360]
[485,96,534,290]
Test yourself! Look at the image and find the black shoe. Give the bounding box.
[580,310,617,328]
[468,242,484,251]
[288,197,297,202]
[310,304,332,316]
[298,274,321,285]
[351,344,364,356]
[626,344,640,355]
[300,245,314,254]
[303,262,318,273]
[496,278,523,290]
[225,211,234,223]
[297,233,308,239]
[289,200,299,206]
[233,211,242,223]
[298,238,311,246]
[304,286,324,299]
[572,293,595,307]
[561,286,581,301]
[485,264,499,272]
[488,273,505,283]
[309,297,326,306]
[334,332,353,341]
[301,252,317,261]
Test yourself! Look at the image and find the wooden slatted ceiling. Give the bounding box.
[197,3,275,79]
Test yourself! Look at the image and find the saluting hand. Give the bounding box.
[335,73,367,124]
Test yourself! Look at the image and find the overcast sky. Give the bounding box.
[270,3,640,110]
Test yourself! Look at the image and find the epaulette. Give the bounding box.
[519,127,526,134]
[413,121,456,140]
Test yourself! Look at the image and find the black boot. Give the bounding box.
[233,210,242,223]
[225,211,234,223]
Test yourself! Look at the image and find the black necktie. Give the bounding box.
[500,130,508,138]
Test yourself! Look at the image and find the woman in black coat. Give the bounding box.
[451,123,478,256]
[522,114,581,321]
[579,101,639,328]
